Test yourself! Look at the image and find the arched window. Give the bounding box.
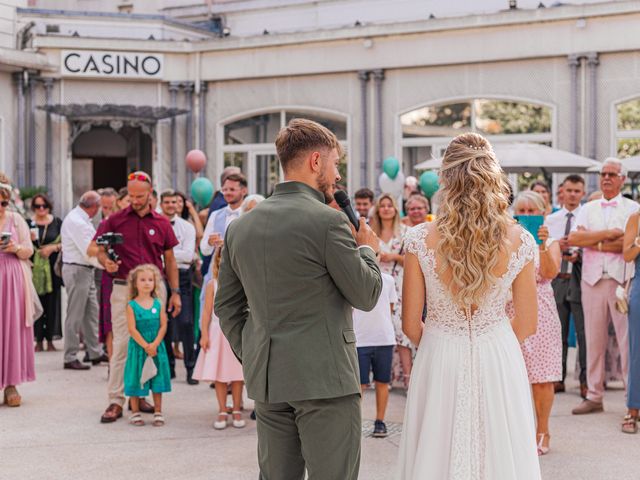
[400,98,553,176]
[220,109,348,195]
[615,98,640,157]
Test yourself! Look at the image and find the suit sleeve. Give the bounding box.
[325,215,383,311]
[214,228,248,363]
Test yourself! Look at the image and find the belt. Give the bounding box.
[178,265,192,271]
[556,273,571,280]
[113,278,127,286]
[63,262,94,269]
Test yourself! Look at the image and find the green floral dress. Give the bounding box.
[123,299,171,396]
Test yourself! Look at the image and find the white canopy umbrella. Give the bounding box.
[415,143,601,173]
[587,155,640,175]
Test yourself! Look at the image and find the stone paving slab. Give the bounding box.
[1,344,637,479]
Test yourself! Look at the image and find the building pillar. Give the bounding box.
[372,69,385,187]
[184,81,195,187]
[43,78,54,199]
[586,52,599,160]
[567,54,580,155]
[27,73,37,187]
[168,81,180,190]
[358,70,370,189]
[198,81,208,178]
[14,72,26,188]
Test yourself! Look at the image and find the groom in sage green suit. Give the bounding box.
[215,119,383,480]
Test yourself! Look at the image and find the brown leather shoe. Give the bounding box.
[64,359,90,370]
[580,383,588,399]
[100,403,123,423]
[572,399,604,415]
[128,398,155,413]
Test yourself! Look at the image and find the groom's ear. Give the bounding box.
[308,151,322,174]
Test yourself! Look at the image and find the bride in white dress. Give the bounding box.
[397,133,542,479]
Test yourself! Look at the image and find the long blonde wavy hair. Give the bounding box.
[435,133,513,308]
[368,193,402,238]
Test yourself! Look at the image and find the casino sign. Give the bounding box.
[61,50,164,79]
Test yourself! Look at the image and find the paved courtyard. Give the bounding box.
[1,344,638,480]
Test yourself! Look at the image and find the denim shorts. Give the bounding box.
[357,345,394,385]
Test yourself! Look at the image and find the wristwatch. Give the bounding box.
[170,287,181,295]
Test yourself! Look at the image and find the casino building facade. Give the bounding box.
[3,0,640,213]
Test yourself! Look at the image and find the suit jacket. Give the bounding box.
[215,181,382,403]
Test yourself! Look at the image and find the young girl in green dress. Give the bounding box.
[124,264,171,427]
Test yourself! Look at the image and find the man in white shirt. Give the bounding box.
[353,271,398,438]
[61,191,106,370]
[199,173,248,260]
[569,159,639,415]
[160,190,197,384]
[545,175,587,397]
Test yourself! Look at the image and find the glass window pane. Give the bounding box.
[256,154,280,196]
[401,103,471,138]
[403,146,434,178]
[617,138,640,158]
[474,99,551,135]
[285,111,347,140]
[617,100,640,131]
[224,152,248,176]
[224,113,281,145]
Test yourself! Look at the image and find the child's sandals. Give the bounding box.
[214,412,229,430]
[232,411,246,429]
[129,413,145,426]
[152,412,165,427]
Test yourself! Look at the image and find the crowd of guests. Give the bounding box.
[1,153,639,440]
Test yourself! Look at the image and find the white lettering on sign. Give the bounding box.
[61,51,164,79]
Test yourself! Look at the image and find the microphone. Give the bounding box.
[334,190,360,231]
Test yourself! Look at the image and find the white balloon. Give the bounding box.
[379,172,404,197]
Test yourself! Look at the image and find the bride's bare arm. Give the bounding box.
[402,252,425,346]
[511,260,538,343]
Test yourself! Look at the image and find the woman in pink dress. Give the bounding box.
[194,248,245,430]
[509,190,563,455]
[0,174,37,407]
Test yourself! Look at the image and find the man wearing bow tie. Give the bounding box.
[569,158,639,415]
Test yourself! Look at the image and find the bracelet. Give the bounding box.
[597,241,603,252]
[634,236,640,249]
[15,245,22,255]
[539,244,548,253]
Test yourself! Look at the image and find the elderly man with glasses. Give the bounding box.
[569,158,639,416]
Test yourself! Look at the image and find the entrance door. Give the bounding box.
[249,151,281,196]
[93,156,128,191]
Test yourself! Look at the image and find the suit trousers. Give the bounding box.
[254,394,361,480]
[581,278,629,403]
[164,269,196,376]
[108,281,166,406]
[62,264,101,363]
[552,277,587,384]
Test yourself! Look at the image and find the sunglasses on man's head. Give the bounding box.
[0,200,8,207]
[128,173,151,184]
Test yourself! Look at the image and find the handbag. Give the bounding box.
[615,221,640,314]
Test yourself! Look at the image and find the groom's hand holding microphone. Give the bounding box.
[333,190,379,253]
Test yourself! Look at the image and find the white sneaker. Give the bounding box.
[232,411,246,428]
[214,413,228,430]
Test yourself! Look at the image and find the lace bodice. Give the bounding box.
[404,223,536,338]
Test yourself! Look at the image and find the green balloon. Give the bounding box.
[382,156,400,180]
[419,171,439,198]
[191,177,214,207]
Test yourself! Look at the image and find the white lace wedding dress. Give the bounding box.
[397,224,542,480]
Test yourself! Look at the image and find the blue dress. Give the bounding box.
[123,299,171,397]
[628,257,640,409]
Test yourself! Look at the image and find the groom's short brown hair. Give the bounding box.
[275,118,342,173]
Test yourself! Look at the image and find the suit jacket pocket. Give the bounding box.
[342,329,356,344]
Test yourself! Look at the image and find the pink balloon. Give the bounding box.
[185,149,206,173]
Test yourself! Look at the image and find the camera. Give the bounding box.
[96,232,124,262]
[0,232,11,246]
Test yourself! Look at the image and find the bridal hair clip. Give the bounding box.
[467,144,486,151]
[0,182,12,191]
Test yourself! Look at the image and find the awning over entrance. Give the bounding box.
[39,103,188,120]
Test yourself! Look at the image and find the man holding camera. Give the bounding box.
[89,171,181,424]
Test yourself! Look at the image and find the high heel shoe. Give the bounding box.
[4,386,21,407]
[537,433,550,455]
[214,412,229,430]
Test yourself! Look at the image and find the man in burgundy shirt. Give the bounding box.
[89,171,182,423]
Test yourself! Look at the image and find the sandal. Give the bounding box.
[622,414,638,434]
[537,433,550,455]
[3,386,21,407]
[232,411,246,428]
[129,413,145,426]
[152,412,165,427]
[214,412,228,430]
